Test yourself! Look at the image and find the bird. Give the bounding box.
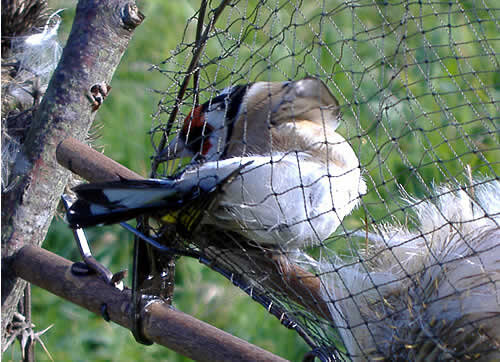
[67,77,366,250]
[318,178,500,361]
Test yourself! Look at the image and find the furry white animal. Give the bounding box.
[319,179,500,360]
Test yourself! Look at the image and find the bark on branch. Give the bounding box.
[1,0,144,343]
[11,244,287,362]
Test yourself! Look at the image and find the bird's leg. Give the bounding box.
[119,222,175,252]
[61,195,127,289]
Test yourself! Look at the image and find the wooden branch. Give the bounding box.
[57,137,329,319]
[57,137,143,182]
[12,245,286,362]
[1,0,144,343]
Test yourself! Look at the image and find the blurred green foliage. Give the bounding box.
[5,0,498,360]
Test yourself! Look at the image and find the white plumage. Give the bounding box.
[319,179,500,360]
[198,150,363,248]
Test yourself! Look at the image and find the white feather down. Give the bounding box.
[320,179,500,360]
[198,152,364,248]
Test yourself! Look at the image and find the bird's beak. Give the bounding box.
[159,136,191,161]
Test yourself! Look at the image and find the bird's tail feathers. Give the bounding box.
[66,162,251,230]
[67,199,166,228]
[67,179,183,228]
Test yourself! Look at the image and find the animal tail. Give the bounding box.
[66,162,250,230]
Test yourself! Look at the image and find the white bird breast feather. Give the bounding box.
[189,151,364,248]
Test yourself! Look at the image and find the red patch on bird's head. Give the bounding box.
[182,106,205,133]
[181,105,213,156]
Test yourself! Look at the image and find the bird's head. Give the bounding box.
[165,84,248,161]
[165,77,340,160]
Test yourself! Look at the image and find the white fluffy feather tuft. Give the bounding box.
[319,178,500,361]
[7,10,63,107]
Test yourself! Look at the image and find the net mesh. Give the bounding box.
[148,0,499,360]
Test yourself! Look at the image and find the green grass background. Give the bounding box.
[5,0,498,360]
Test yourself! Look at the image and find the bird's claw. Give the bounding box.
[70,259,126,290]
[62,195,125,290]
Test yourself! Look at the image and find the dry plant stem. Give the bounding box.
[152,0,232,172]
[21,285,35,362]
[12,245,287,362]
[57,137,329,320]
[1,0,143,343]
[192,0,208,106]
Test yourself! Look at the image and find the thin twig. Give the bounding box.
[22,285,35,362]
[193,0,208,108]
[151,0,232,176]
